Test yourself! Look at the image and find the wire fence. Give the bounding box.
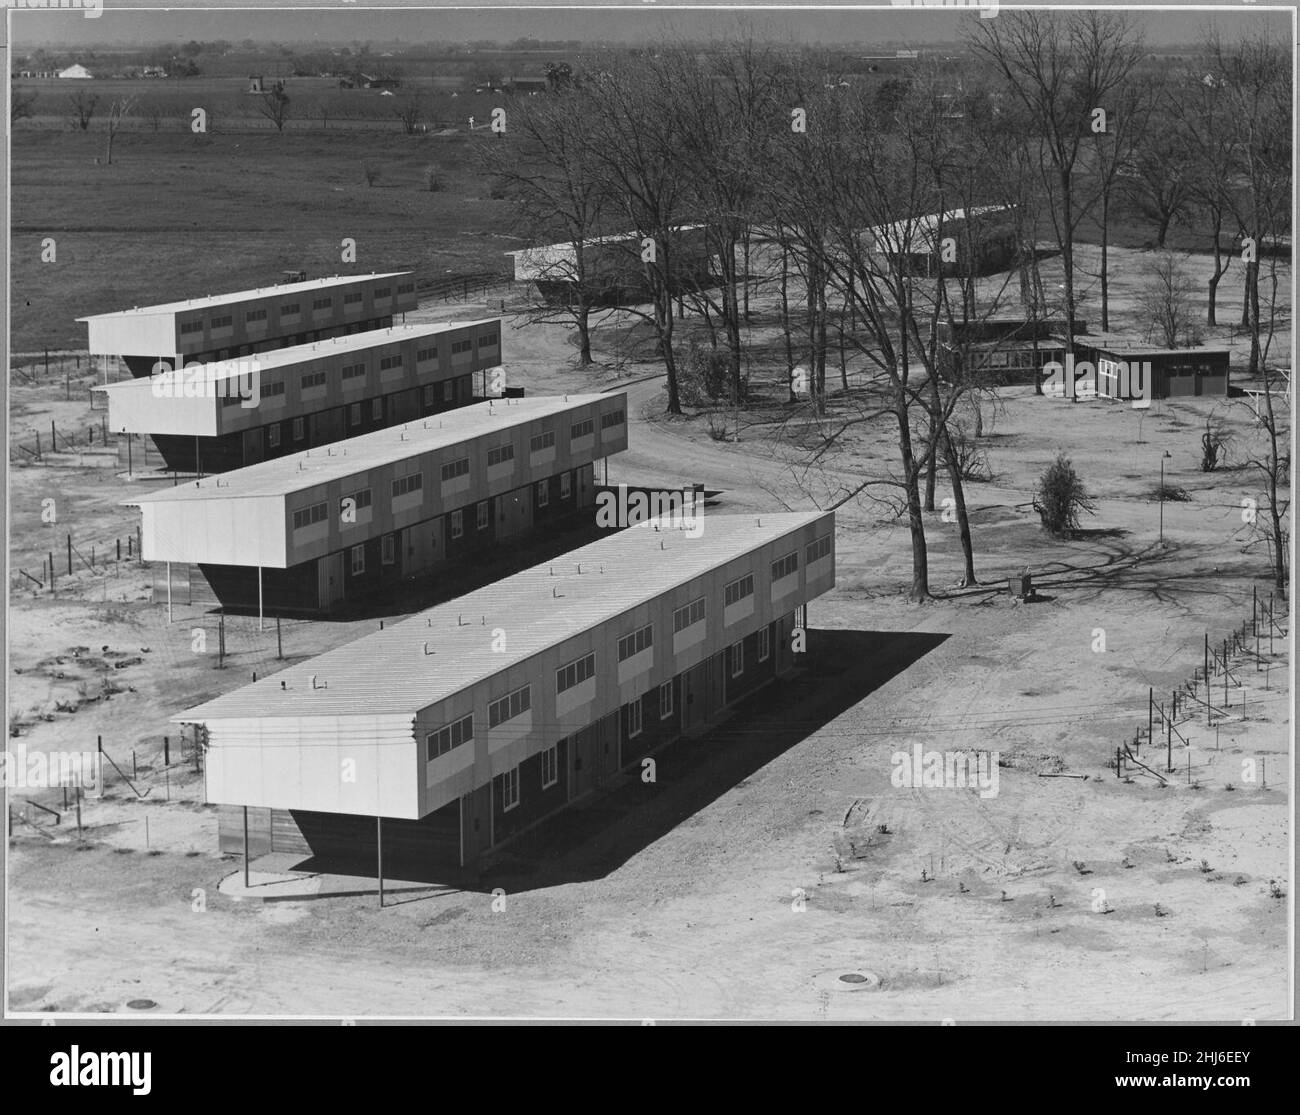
[1115,587,1290,785]
[10,526,145,592]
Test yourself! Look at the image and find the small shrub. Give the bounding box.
[422,164,444,192]
[362,163,381,187]
[706,412,732,442]
[1150,484,1189,502]
[487,181,508,200]
[1033,452,1097,538]
[679,341,734,406]
[1201,418,1229,472]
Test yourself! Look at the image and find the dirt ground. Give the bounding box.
[6,242,1292,1020]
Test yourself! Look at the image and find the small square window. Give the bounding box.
[560,471,572,500]
[443,380,454,402]
[626,700,643,739]
[381,534,395,565]
[292,417,305,441]
[541,746,558,790]
[371,398,383,421]
[349,402,362,426]
[477,501,489,531]
[758,627,771,662]
[536,480,549,508]
[350,545,365,576]
[267,425,281,448]
[659,681,674,720]
[450,509,464,539]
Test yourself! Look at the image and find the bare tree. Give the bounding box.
[1135,251,1197,347]
[103,96,137,166]
[580,58,694,412]
[256,82,291,133]
[1195,32,1292,378]
[68,90,99,131]
[1240,367,1291,595]
[394,89,423,135]
[478,87,608,367]
[969,10,1145,333]
[1118,77,1194,250]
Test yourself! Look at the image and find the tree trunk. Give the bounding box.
[1060,168,1077,334]
[741,229,752,321]
[940,421,976,587]
[897,406,930,601]
[576,306,593,366]
[780,246,796,402]
[1100,189,1110,332]
[1247,259,1261,377]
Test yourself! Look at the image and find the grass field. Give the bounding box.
[10,125,518,353]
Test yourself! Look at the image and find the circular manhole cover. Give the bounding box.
[813,969,882,993]
[126,999,156,1010]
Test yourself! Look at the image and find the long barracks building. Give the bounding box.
[95,320,503,474]
[127,394,628,615]
[78,272,419,377]
[176,511,836,873]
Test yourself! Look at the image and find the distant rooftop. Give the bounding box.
[505,224,706,259]
[94,320,498,391]
[76,271,413,321]
[1076,332,1232,357]
[174,511,829,722]
[125,394,616,504]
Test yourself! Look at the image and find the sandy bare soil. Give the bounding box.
[7,242,1291,1020]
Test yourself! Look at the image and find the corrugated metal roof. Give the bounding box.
[76,271,412,321]
[175,511,830,723]
[126,394,617,503]
[94,321,498,393]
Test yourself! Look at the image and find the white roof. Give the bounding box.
[175,511,831,721]
[76,272,412,321]
[93,321,497,392]
[125,394,617,503]
[864,205,1015,254]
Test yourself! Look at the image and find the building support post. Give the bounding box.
[376,815,385,908]
[243,806,250,890]
[258,566,264,631]
[166,560,173,623]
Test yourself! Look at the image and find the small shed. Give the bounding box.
[1073,333,1231,400]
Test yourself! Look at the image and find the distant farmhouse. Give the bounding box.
[58,64,94,79]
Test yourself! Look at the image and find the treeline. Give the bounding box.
[482,12,1290,598]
